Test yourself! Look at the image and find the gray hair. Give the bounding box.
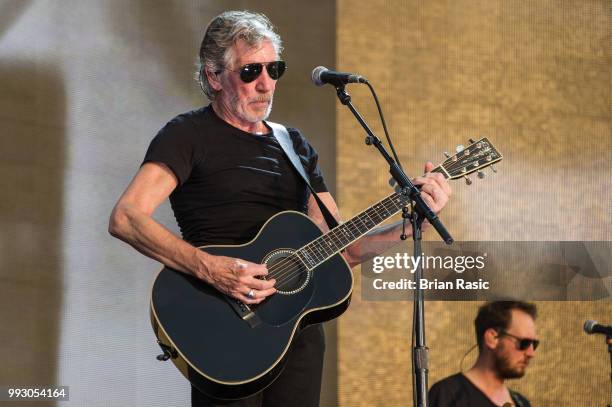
[196,11,283,100]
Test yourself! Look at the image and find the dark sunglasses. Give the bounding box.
[222,61,286,83]
[499,331,540,351]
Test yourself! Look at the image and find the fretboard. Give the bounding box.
[295,166,446,269]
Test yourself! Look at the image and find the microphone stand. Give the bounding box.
[334,85,453,407]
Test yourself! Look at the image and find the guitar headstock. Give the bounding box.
[388,137,502,191]
[436,137,502,184]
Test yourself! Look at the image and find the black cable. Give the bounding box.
[365,81,404,169]
[459,343,478,372]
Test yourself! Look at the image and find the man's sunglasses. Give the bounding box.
[221,61,286,83]
[499,331,540,351]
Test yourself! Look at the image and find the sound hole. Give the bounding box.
[264,249,310,295]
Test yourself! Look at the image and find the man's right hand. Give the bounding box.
[196,253,276,305]
[108,162,276,305]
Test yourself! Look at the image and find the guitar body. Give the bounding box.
[150,211,353,400]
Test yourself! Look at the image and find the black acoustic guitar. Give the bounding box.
[150,138,501,399]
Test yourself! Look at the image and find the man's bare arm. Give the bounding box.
[108,162,275,304]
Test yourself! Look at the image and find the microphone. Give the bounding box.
[311,66,368,87]
[584,320,612,336]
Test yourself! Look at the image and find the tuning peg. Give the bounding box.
[463,175,472,185]
[444,152,450,158]
[469,138,476,144]
[456,145,465,153]
[477,170,486,179]
[490,164,497,173]
[388,177,396,187]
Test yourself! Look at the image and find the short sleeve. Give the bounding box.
[428,380,451,407]
[428,375,466,407]
[142,115,203,186]
[288,128,328,193]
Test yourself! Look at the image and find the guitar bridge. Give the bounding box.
[226,297,262,328]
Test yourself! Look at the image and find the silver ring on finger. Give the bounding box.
[247,289,255,299]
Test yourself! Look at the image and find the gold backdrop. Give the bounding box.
[336,0,611,405]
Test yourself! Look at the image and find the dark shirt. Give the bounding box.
[143,105,328,246]
[429,373,531,407]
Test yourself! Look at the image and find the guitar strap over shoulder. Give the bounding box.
[267,121,339,230]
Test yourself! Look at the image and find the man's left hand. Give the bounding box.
[412,161,452,213]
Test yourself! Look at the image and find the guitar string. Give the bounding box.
[267,163,451,286]
[263,161,469,287]
[268,198,401,288]
[267,194,402,285]
[270,215,391,289]
[266,158,480,287]
[443,161,498,179]
[442,151,499,174]
[268,198,400,288]
[264,156,498,288]
[444,159,491,173]
[269,196,403,288]
[264,193,402,284]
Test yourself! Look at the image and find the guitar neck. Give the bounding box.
[296,166,453,270]
[296,190,409,270]
[295,137,502,270]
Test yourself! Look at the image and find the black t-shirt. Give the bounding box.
[143,105,328,246]
[429,373,531,407]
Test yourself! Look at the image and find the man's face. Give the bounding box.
[493,310,537,379]
[213,39,278,126]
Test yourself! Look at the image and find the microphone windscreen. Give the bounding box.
[311,66,328,86]
[583,319,597,334]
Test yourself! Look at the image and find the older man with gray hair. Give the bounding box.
[109,10,451,407]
